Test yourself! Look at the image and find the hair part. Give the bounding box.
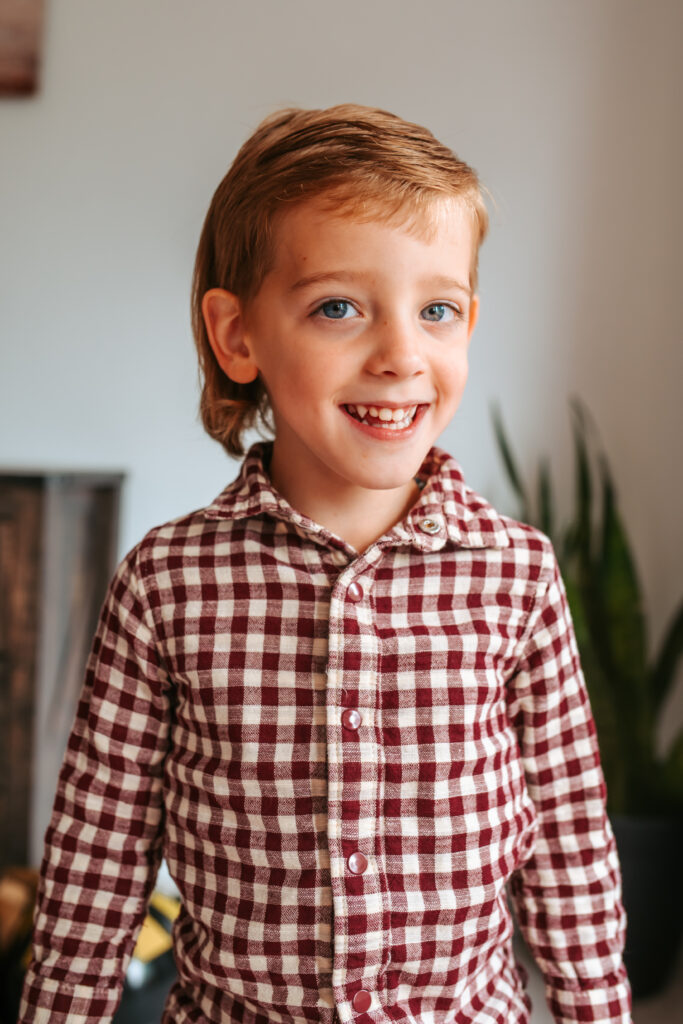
[192,103,490,457]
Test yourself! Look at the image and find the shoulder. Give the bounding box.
[121,450,264,581]
[126,503,236,584]
[114,464,256,602]
[428,446,558,583]
[495,509,558,578]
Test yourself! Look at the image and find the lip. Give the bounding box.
[340,402,429,440]
[343,401,427,410]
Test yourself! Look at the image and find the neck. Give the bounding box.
[266,447,421,554]
[311,483,421,554]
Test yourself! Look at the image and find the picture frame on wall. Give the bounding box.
[0,0,44,96]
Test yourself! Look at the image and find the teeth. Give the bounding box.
[346,404,419,428]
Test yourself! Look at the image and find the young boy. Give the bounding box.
[19,104,631,1024]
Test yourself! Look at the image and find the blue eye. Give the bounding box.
[421,303,460,323]
[312,299,462,323]
[314,299,356,320]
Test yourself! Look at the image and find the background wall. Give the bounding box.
[1,1,681,745]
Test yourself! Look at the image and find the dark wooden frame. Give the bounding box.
[0,0,44,96]
[0,471,124,868]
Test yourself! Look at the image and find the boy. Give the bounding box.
[19,104,631,1023]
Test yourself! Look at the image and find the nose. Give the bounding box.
[364,317,426,378]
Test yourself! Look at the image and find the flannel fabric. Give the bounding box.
[20,442,631,1024]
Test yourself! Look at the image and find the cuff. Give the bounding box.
[19,970,122,1024]
[545,972,632,1023]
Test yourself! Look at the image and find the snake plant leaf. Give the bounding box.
[563,566,626,812]
[537,458,553,540]
[650,598,683,717]
[596,451,650,769]
[567,398,592,568]
[659,728,683,812]
[490,404,531,522]
[490,399,682,815]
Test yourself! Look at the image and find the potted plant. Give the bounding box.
[492,399,683,998]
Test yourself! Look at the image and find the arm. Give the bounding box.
[19,544,172,1024]
[506,552,632,1024]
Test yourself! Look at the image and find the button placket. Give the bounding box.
[328,567,382,1013]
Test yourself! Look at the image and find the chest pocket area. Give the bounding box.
[165,669,329,865]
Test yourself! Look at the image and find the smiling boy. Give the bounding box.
[201,196,477,554]
[20,104,631,1024]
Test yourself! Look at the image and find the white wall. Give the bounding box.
[1,0,681,742]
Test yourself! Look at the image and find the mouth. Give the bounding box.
[340,402,429,437]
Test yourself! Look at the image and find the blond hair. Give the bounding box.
[191,103,489,457]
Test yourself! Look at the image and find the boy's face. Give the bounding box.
[205,195,479,513]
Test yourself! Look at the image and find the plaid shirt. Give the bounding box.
[20,442,631,1024]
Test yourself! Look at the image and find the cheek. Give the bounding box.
[442,353,469,399]
[260,352,326,409]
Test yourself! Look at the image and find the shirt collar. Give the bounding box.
[204,441,510,552]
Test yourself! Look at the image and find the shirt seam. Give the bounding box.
[25,965,121,995]
[130,532,176,670]
[507,550,557,671]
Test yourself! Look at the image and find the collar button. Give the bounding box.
[419,517,442,535]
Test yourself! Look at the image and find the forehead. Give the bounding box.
[268,194,475,270]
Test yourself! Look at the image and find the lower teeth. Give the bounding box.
[375,419,410,430]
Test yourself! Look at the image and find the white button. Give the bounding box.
[419,517,442,535]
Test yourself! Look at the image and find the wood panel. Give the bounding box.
[0,473,123,870]
[0,482,43,868]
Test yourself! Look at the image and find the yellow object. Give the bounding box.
[130,890,180,963]
[149,891,181,922]
[0,867,38,954]
[132,914,173,963]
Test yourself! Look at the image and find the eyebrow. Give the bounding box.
[289,270,472,297]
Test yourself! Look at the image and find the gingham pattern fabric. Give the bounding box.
[20,442,631,1024]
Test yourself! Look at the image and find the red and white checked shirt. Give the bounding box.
[20,442,631,1024]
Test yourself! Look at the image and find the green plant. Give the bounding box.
[492,398,683,815]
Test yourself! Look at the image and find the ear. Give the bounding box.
[466,294,480,342]
[201,288,259,384]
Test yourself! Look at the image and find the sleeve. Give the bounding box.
[18,544,172,1024]
[506,551,632,1024]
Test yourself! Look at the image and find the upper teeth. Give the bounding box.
[347,404,418,423]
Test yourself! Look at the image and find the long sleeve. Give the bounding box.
[506,554,632,1024]
[19,545,172,1024]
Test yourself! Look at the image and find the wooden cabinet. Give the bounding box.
[0,472,123,869]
